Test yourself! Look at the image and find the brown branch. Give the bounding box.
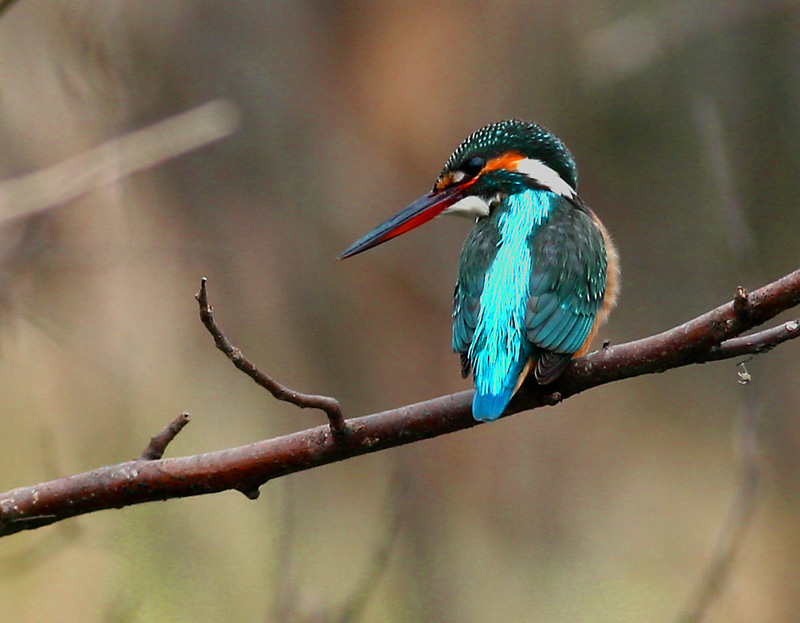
[140,413,192,460]
[0,268,799,537]
[703,319,800,360]
[195,278,346,433]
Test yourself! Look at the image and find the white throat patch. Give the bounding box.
[442,195,491,219]
[514,158,576,198]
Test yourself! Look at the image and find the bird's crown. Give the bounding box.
[439,119,578,193]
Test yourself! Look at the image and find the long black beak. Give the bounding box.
[339,186,463,259]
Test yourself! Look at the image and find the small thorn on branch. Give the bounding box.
[141,413,192,460]
[236,486,261,500]
[545,392,562,406]
[733,286,751,319]
[195,278,347,434]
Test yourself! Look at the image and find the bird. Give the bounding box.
[339,120,619,422]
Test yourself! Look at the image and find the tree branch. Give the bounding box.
[140,413,192,460]
[195,278,346,433]
[703,319,800,360]
[1,267,799,537]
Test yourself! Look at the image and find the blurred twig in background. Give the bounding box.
[270,473,405,623]
[692,96,755,259]
[673,94,765,622]
[332,475,404,623]
[0,0,19,19]
[582,0,797,86]
[676,403,763,623]
[0,100,239,225]
[689,124,760,592]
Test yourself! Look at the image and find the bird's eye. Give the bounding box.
[462,156,485,178]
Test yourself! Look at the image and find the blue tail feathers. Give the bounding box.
[470,354,531,422]
[472,385,516,422]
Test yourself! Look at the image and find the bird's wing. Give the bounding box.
[453,285,480,377]
[452,219,500,375]
[525,200,608,383]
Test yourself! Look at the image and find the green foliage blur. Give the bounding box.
[1,1,799,622]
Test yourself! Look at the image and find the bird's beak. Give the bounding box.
[339,185,463,259]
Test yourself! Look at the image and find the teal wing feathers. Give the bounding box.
[452,217,499,363]
[526,200,607,383]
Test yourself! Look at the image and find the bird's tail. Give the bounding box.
[472,358,533,422]
[472,386,517,422]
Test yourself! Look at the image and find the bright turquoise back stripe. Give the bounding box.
[469,190,554,420]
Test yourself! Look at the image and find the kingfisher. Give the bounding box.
[340,120,619,422]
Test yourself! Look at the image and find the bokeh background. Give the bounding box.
[1,1,799,621]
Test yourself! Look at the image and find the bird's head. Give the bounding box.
[339,120,578,259]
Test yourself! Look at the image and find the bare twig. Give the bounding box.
[195,278,346,434]
[704,319,800,360]
[140,413,192,460]
[0,267,799,537]
[0,100,239,224]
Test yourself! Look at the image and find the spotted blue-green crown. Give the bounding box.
[442,120,578,190]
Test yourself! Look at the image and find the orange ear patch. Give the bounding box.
[484,151,525,173]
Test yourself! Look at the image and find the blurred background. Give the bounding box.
[1,1,799,621]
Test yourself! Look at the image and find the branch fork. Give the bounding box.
[195,278,346,434]
[0,268,798,538]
